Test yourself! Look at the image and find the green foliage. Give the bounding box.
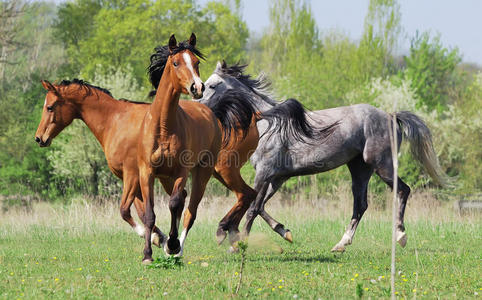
[356,282,364,298]
[404,32,462,111]
[0,0,479,202]
[148,255,184,269]
[364,0,402,71]
[55,0,248,85]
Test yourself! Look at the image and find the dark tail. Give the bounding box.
[259,99,316,143]
[395,111,448,186]
[205,90,256,147]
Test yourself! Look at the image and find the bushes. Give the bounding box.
[0,0,479,204]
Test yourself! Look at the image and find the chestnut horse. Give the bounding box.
[34,35,257,262]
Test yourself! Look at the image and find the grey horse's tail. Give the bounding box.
[395,111,447,186]
[259,98,315,143]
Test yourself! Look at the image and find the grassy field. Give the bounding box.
[0,193,480,299]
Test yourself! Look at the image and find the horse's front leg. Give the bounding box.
[175,165,214,257]
[164,173,188,255]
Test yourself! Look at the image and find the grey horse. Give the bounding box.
[200,61,446,252]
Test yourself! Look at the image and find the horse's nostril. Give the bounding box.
[190,83,196,94]
[35,137,40,143]
[201,83,205,92]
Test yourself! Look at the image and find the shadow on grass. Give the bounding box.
[245,252,339,264]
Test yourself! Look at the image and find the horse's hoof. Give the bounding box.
[228,245,239,254]
[396,231,407,248]
[151,233,161,248]
[142,258,153,265]
[283,230,293,243]
[165,238,181,255]
[216,228,227,245]
[228,231,241,246]
[331,244,346,253]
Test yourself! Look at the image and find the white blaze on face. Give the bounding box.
[182,52,203,93]
[43,96,47,108]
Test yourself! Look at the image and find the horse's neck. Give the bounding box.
[150,66,181,139]
[73,91,119,147]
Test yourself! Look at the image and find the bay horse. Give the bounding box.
[147,62,314,251]
[34,35,256,262]
[200,61,446,252]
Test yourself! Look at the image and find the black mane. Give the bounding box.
[147,40,205,92]
[217,62,276,104]
[59,79,112,97]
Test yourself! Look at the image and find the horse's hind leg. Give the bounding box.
[214,169,257,246]
[375,161,411,247]
[119,173,146,237]
[332,155,373,252]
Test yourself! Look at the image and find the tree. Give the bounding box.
[55,0,249,85]
[0,0,26,83]
[404,32,461,111]
[363,0,402,73]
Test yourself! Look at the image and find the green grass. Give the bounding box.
[0,204,480,299]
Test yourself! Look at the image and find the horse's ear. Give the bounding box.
[215,61,223,72]
[41,80,57,92]
[188,33,196,47]
[169,34,177,52]
[221,60,227,69]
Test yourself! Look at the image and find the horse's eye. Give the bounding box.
[173,61,178,67]
[47,106,53,112]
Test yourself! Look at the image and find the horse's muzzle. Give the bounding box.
[35,136,51,147]
[190,82,205,99]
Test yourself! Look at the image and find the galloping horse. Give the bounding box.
[200,62,446,252]
[34,34,256,262]
[147,63,314,251]
[137,33,251,262]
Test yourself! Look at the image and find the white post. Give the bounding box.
[389,110,399,299]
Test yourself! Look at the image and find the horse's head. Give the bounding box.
[166,33,205,99]
[34,80,77,147]
[202,61,234,101]
[200,61,274,111]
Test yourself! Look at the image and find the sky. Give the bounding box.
[206,0,482,65]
